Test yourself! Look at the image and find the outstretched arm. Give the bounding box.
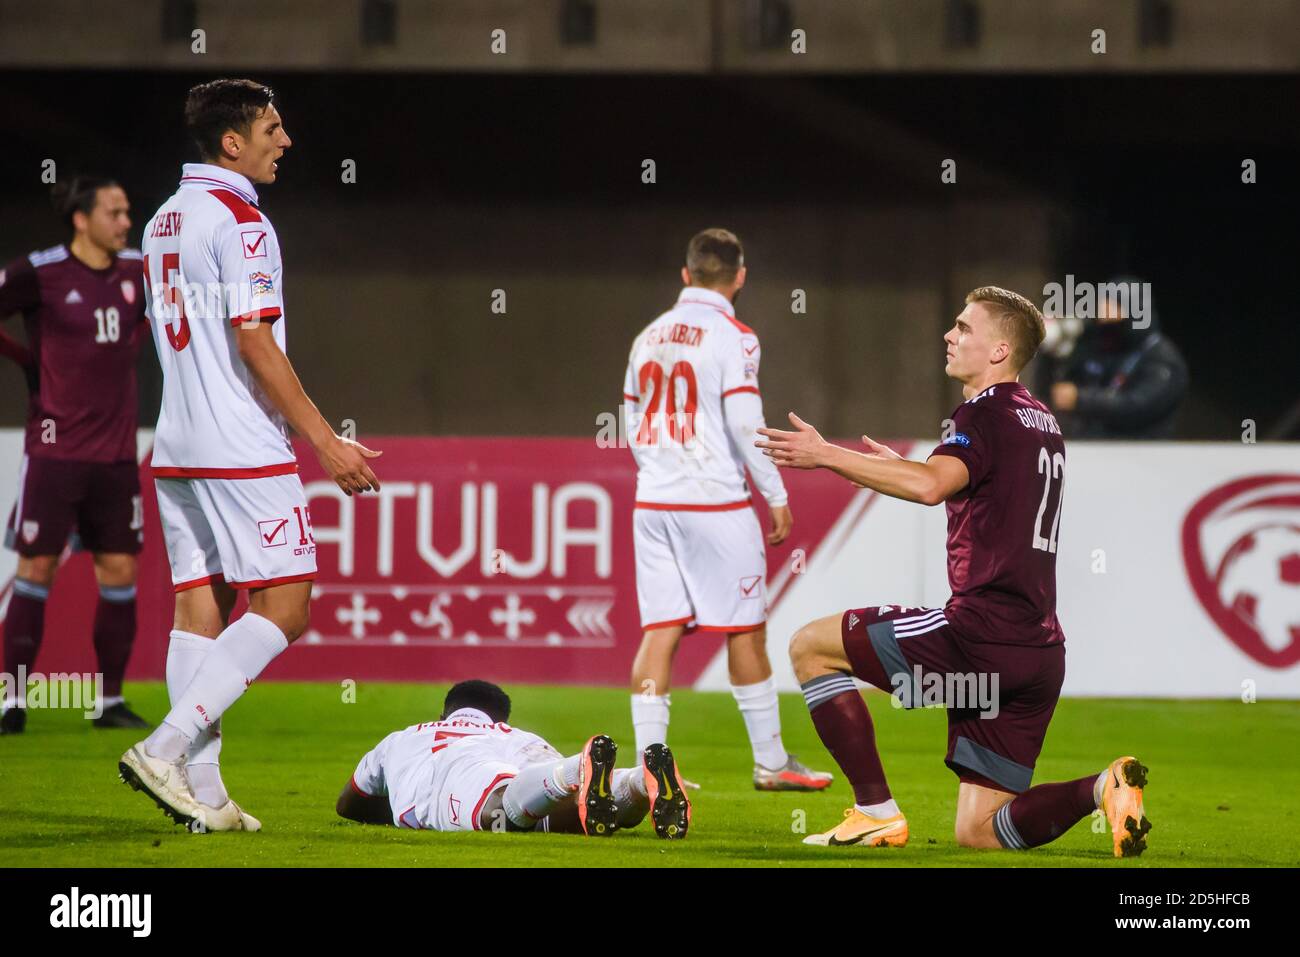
[335,780,394,825]
[756,413,969,506]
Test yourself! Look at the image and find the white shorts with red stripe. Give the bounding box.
[425,758,519,832]
[633,502,768,632]
[155,472,317,591]
[423,733,561,831]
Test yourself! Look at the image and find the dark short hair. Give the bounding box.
[441,680,512,723]
[686,228,744,287]
[50,175,120,230]
[185,79,275,161]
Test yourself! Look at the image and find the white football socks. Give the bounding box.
[165,630,227,807]
[630,692,670,761]
[146,613,287,763]
[1093,768,1108,809]
[501,758,579,829]
[611,767,650,827]
[731,677,789,771]
[856,799,901,818]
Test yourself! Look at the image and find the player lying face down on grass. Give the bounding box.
[754,287,1151,857]
[336,680,692,839]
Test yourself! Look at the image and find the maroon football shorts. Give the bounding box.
[841,604,1065,794]
[5,456,143,557]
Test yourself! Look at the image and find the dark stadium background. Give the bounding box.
[2,69,1296,440]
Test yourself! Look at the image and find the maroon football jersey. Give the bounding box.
[928,382,1067,647]
[0,245,145,463]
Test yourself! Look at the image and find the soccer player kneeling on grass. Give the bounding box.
[337,680,692,839]
[756,286,1151,857]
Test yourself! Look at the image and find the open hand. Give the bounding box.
[755,412,829,470]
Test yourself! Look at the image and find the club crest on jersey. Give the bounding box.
[65,289,83,304]
[249,271,274,299]
[943,432,972,447]
[241,230,268,259]
[120,280,136,304]
[21,520,39,544]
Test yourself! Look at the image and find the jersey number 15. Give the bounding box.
[143,252,191,352]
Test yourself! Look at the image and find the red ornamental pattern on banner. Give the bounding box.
[16,437,868,686]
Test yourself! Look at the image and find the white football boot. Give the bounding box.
[119,742,202,827]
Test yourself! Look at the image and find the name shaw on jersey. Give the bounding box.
[149,211,184,238]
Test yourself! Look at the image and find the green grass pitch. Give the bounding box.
[1,683,1295,867]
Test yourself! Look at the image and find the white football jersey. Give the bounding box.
[623,286,786,508]
[351,708,560,829]
[142,163,295,478]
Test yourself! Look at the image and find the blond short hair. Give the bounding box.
[965,285,1045,371]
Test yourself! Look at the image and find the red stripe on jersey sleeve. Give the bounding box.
[230,307,282,327]
[721,386,761,399]
[207,189,263,224]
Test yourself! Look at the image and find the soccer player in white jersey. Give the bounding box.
[623,229,831,792]
[337,681,692,839]
[118,79,382,832]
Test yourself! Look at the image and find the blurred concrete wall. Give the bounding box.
[1,197,1055,440]
[2,0,1296,73]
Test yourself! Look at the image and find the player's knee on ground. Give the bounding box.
[954,809,1004,849]
[16,554,59,588]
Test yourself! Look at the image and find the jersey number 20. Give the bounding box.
[635,360,698,446]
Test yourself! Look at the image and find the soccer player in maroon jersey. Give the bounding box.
[756,286,1152,857]
[0,176,151,734]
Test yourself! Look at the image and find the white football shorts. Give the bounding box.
[155,473,318,591]
[633,504,768,632]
